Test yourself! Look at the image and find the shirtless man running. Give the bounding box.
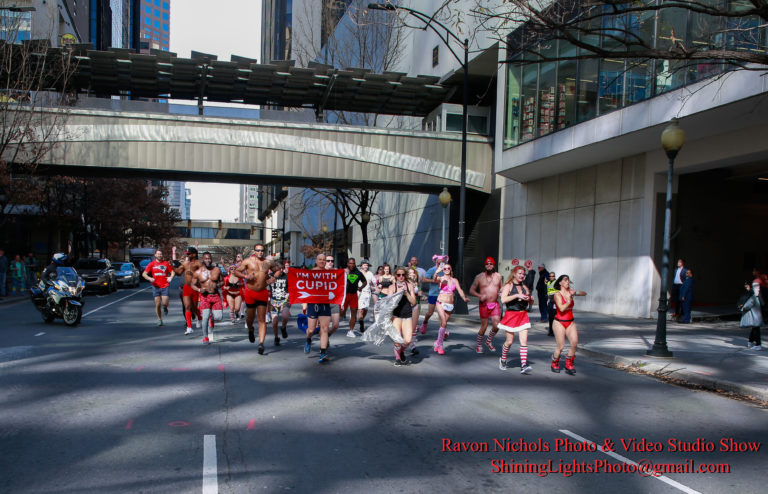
[171,246,203,335]
[194,252,224,344]
[232,243,282,355]
[304,253,332,363]
[469,257,504,353]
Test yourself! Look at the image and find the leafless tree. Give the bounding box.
[0,34,78,241]
[462,0,768,72]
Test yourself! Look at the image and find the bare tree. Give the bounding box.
[463,0,768,72]
[0,34,77,241]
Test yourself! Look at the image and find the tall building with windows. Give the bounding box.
[137,0,169,53]
[239,185,260,224]
[165,181,189,220]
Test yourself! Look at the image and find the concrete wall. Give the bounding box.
[497,155,655,317]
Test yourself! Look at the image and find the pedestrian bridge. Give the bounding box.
[30,107,493,193]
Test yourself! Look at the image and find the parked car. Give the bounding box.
[74,258,117,294]
[114,262,141,288]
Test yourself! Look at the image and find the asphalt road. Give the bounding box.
[1,283,766,494]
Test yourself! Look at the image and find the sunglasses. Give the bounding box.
[395,273,406,277]
[255,249,264,252]
[326,258,334,262]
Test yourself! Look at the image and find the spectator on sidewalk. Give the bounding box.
[0,248,7,298]
[536,264,550,322]
[752,267,768,319]
[739,281,763,350]
[679,268,694,323]
[10,254,26,295]
[672,259,686,320]
[24,252,38,288]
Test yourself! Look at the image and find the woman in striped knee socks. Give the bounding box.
[391,267,418,365]
[498,265,533,374]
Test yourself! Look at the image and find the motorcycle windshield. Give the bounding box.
[57,267,79,284]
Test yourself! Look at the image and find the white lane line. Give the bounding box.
[559,429,701,494]
[35,332,46,337]
[82,288,150,318]
[203,434,218,494]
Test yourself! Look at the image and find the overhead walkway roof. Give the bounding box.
[9,40,451,117]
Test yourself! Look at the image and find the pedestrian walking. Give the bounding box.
[24,252,38,289]
[550,274,588,375]
[536,264,550,322]
[672,259,686,320]
[0,248,7,298]
[10,254,26,295]
[739,281,763,350]
[546,272,557,336]
[679,268,694,323]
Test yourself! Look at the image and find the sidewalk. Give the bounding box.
[453,299,768,403]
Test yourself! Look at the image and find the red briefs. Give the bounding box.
[199,292,223,310]
[479,301,501,319]
[182,284,200,304]
[243,286,269,307]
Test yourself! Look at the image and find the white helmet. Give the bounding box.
[52,253,68,265]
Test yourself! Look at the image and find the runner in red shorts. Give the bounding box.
[172,246,203,335]
[469,257,504,354]
[194,252,224,344]
[342,257,366,338]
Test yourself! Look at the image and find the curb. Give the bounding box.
[578,346,768,403]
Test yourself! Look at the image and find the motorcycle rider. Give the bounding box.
[42,253,68,285]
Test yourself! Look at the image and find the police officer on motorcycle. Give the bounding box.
[42,253,68,285]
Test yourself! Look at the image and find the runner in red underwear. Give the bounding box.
[551,274,587,375]
[469,257,504,354]
[171,246,203,335]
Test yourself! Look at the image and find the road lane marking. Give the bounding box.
[34,332,45,337]
[559,429,701,494]
[203,435,218,494]
[82,288,150,318]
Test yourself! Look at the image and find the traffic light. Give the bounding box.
[271,230,279,239]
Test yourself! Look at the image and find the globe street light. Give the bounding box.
[438,187,452,255]
[368,2,468,279]
[322,224,328,254]
[648,118,685,358]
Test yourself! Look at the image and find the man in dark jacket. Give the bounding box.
[679,268,694,323]
[535,264,550,322]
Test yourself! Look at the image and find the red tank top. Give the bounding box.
[555,292,574,320]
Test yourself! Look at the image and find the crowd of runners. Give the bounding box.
[142,244,587,374]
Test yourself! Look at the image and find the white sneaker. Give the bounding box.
[753,345,762,351]
[346,330,357,338]
[184,327,193,335]
[520,364,532,375]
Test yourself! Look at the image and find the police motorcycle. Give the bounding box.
[29,254,86,326]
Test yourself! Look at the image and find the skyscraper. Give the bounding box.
[239,185,260,224]
[137,0,169,53]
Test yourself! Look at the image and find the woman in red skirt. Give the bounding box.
[498,265,533,373]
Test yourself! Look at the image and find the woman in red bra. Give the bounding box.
[551,274,587,375]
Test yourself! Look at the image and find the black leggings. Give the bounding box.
[749,327,762,346]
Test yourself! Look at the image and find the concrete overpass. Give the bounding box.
[26,107,493,193]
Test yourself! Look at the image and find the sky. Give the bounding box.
[169,1,262,222]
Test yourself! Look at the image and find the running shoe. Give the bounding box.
[163,306,168,315]
[418,323,427,334]
[520,364,532,375]
[498,358,507,371]
[304,341,311,353]
[274,336,280,346]
[156,320,164,327]
[281,327,288,339]
[184,327,193,335]
[753,345,763,350]
[258,343,265,355]
[485,339,496,352]
[433,342,444,355]
[202,337,209,344]
[248,329,255,343]
[411,347,420,355]
[346,330,357,338]
[318,352,328,363]
[394,358,410,366]
[475,345,483,354]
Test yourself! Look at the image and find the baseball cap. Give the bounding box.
[485,257,495,266]
[185,246,198,255]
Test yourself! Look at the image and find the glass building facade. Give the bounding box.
[504,1,765,149]
[0,10,31,42]
[138,0,170,53]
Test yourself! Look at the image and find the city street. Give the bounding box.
[1,284,766,493]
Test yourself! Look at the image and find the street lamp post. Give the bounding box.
[368,3,468,279]
[322,225,328,255]
[647,118,685,358]
[438,187,452,255]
